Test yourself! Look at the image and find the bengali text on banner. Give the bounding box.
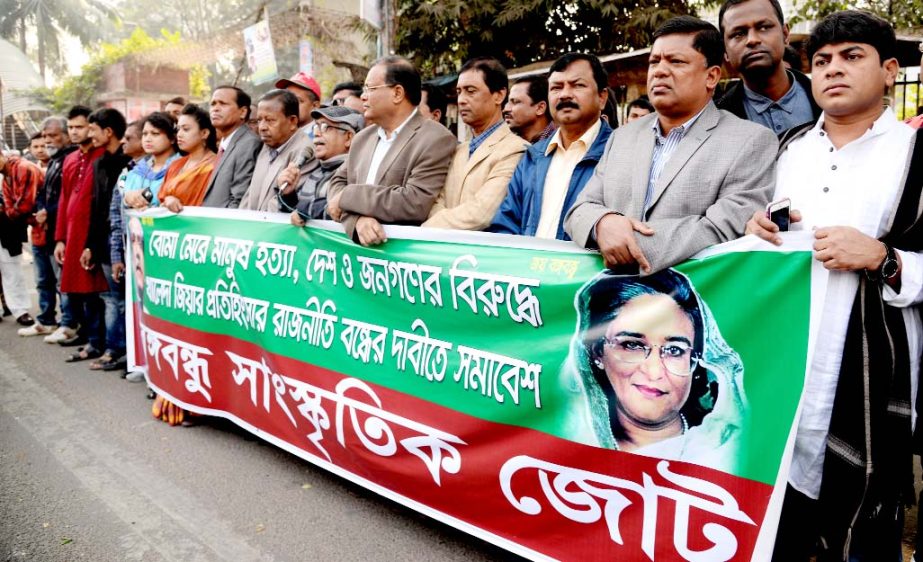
[125,207,826,561]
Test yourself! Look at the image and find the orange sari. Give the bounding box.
[157,152,218,206]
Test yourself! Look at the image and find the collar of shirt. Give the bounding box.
[743,70,802,115]
[269,133,298,163]
[544,119,602,157]
[378,108,418,143]
[652,103,708,144]
[219,127,239,152]
[468,119,504,157]
[814,106,900,147]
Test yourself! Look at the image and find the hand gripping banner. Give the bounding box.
[126,207,826,561]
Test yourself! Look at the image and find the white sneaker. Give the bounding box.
[125,371,146,383]
[43,325,78,344]
[18,323,56,337]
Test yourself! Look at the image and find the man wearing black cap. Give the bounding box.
[283,106,364,223]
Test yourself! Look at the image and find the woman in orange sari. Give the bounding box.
[152,103,217,425]
[158,104,218,213]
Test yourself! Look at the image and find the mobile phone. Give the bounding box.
[767,198,790,232]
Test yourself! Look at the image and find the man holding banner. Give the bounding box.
[746,11,923,560]
[326,56,456,246]
[564,16,777,274]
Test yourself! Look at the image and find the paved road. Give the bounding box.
[0,263,520,562]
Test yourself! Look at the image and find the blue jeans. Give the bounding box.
[101,263,125,356]
[31,244,73,327]
[67,292,105,351]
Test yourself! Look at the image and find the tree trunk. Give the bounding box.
[18,17,26,52]
[37,22,45,81]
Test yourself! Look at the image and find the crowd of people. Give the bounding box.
[1,1,922,560]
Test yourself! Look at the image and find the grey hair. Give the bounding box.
[41,116,68,132]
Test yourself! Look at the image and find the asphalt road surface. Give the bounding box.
[0,263,521,562]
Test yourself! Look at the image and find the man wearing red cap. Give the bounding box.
[276,72,322,136]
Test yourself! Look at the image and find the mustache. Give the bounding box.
[555,100,580,111]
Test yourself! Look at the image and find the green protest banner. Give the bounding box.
[126,208,824,561]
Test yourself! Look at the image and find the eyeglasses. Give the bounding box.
[602,336,699,376]
[311,122,350,135]
[362,84,395,95]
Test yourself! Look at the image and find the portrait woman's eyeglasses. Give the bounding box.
[601,335,700,376]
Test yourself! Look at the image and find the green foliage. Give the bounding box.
[395,0,695,76]
[189,65,212,100]
[790,0,923,29]
[30,28,209,113]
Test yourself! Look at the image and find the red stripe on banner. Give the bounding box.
[141,314,772,561]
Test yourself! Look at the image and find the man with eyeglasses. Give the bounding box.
[282,106,364,223]
[326,55,456,246]
[331,82,364,113]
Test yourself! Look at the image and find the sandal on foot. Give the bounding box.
[88,353,116,370]
[101,357,128,372]
[66,347,102,362]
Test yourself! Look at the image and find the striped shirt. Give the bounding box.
[468,119,504,157]
[642,105,708,215]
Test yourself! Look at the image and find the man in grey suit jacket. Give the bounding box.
[202,86,262,208]
[327,56,456,246]
[239,89,315,213]
[565,16,777,273]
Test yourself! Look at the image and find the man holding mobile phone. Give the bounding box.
[744,11,923,560]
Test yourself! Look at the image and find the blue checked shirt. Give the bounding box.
[468,119,504,157]
[743,71,814,134]
[642,105,708,216]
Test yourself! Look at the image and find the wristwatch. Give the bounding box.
[867,243,899,281]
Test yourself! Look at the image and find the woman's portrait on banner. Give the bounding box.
[568,268,748,472]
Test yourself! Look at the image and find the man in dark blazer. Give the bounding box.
[717,0,821,135]
[565,16,777,274]
[202,86,263,208]
[327,56,456,246]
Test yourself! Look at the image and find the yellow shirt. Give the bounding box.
[534,119,602,239]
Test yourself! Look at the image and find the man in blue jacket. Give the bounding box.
[489,53,612,240]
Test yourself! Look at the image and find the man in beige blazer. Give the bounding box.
[239,89,314,213]
[327,56,456,246]
[424,57,527,231]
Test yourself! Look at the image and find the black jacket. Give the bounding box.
[86,148,131,266]
[34,144,77,242]
[716,69,821,135]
